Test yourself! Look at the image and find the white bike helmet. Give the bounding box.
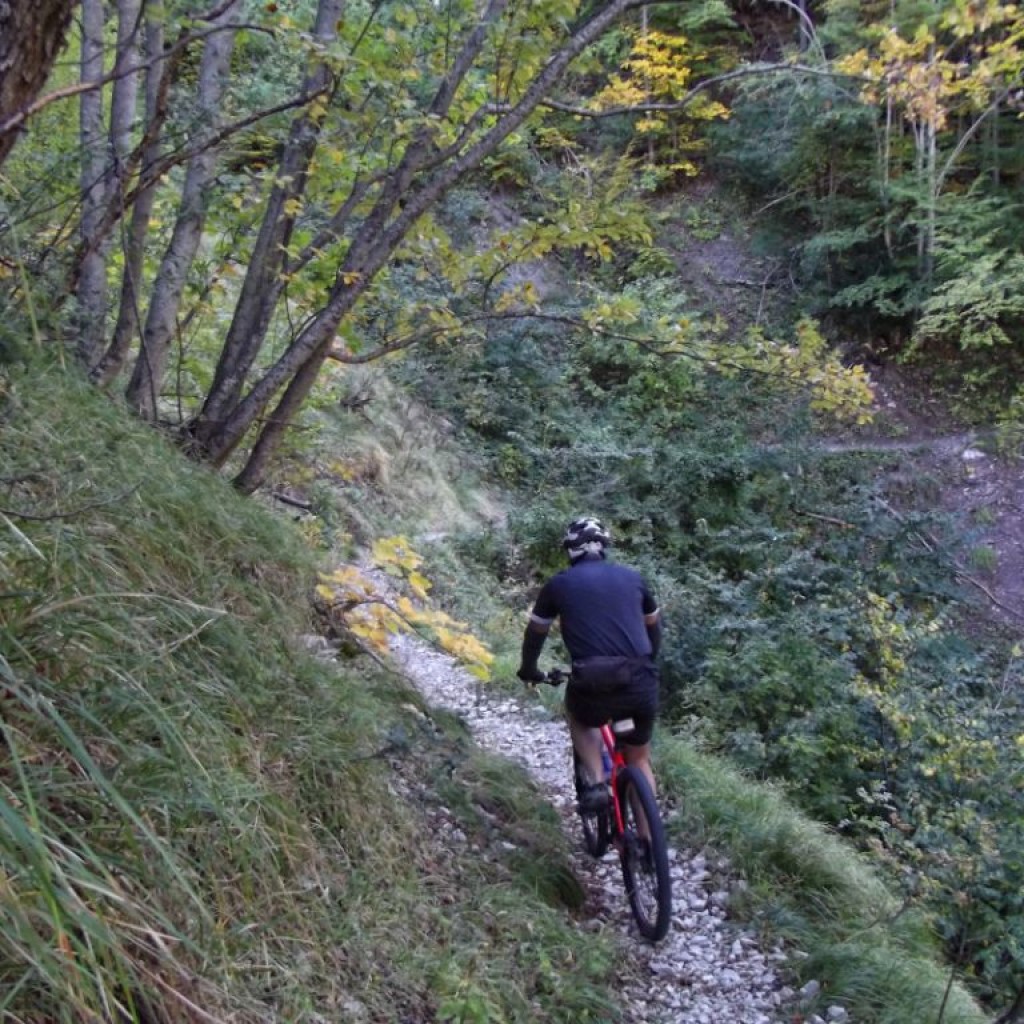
[563,516,611,561]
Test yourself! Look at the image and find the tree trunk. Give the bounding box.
[232,338,330,493]
[195,0,345,438]
[881,96,893,259]
[92,15,165,388]
[0,0,75,168]
[76,0,108,366]
[76,0,144,371]
[209,0,641,489]
[125,0,241,420]
[923,117,937,286]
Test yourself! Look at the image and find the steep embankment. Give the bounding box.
[0,361,621,1022]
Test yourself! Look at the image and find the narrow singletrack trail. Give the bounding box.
[388,633,814,1024]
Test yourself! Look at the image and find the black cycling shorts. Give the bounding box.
[564,658,659,746]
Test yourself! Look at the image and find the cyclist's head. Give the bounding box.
[563,516,611,562]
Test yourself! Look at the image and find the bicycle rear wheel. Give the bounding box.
[573,749,610,858]
[615,766,672,941]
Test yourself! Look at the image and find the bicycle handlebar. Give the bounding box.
[524,668,569,687]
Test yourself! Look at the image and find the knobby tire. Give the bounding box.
[615,765,672,941]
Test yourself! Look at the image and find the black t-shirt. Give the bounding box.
[529,556,658,661]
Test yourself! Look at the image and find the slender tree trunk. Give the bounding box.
[641,6,654,167]
[990,97,1000,188]
[0,0,75,168]
[78,0,144,374]
[913,121,926,270]
[125,0,241,420]
[109,0,143,160]
[232,339,330,493]
[195,0,345,439]
[210,0,641,490]
[796,0,813,52]
[76,0,108,366]
[92,15,165,387]
[924,117,937,285]
[882,96,893,258]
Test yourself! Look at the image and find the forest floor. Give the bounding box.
[663,183,1024,632]
[854,364,1024,630]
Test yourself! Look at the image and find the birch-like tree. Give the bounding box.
[124,0,242,420]
[4,0,871,492]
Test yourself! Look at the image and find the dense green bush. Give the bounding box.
[401,264,1024,1011]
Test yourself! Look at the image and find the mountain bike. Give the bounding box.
[534,669,673,942]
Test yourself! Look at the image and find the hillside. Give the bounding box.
[0,357,998,1024]
[3,0,1024,1019]
[0,362,621,1022]
[659,188,1024,629]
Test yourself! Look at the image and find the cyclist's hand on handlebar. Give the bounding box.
[519,667,568,687]
[517,665,546,685]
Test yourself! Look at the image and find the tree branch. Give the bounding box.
[539,61,869,119]
[64,86,327,298]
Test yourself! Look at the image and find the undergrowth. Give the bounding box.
[0,358,614,1023]
[659,740,988,1024]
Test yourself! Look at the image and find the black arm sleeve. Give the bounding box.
[519,626,547,674]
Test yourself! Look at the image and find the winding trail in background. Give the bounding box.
[388,633,810,1024]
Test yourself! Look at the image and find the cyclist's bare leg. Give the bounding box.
[623,743,656,796]
[567,713,606,786]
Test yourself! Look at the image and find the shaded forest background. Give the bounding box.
[1,0,1023,1021]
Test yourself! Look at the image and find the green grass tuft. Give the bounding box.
[658,736,989,1024]
[0,358,616,1023]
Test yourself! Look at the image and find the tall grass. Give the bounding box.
[0,359,614,1022]
[658,736,989,1024]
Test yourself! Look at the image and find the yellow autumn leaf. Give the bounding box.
[407,570,431,598]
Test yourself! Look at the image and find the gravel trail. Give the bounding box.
[388,633,812,1024]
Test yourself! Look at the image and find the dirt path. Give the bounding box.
[387,632,845,1024]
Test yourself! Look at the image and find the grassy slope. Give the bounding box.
[0,357,989,1024]
[0,360,613,1023]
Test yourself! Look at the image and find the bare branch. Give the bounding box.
[64,86,327,298]
[539,62,869,120]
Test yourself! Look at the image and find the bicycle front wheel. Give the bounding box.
[615,766,672,941]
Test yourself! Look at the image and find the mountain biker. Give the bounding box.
[516,516,662,813]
